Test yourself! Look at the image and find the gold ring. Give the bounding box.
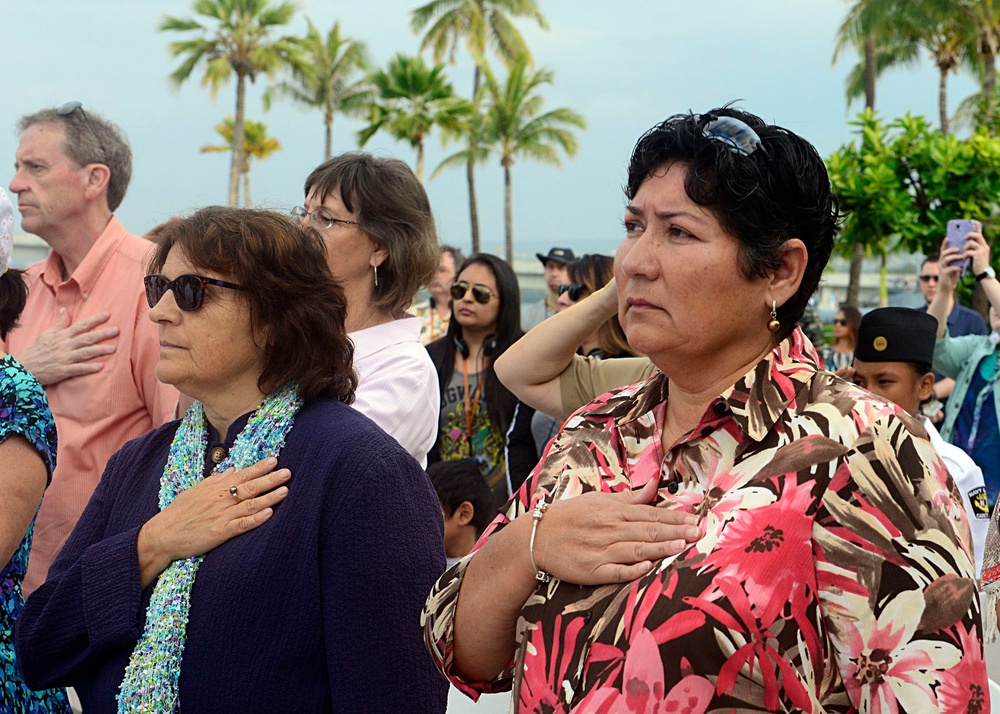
[229,485,240,503]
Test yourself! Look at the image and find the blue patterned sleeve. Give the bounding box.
[0,355,57,481]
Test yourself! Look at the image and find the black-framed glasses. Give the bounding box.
[697,113,762,157]
[450,280,497,304]
[290,206,359,231]
[57,101,109,164]
[144,274,246,311]
[919,274,939,283]
[558,283,586,301]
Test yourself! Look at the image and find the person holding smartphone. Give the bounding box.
[928,228,1000,514]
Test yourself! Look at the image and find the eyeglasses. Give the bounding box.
[558,283,586,301]
[834,318,848,326]
[697,113,762,157]
[919,275,939,283]
[450,280,497,304]
[290,206,359,231]
[57,101,108,164]
[144,274,246,311]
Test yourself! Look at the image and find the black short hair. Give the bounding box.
[0,269,28,341]
[626,106,840,340]
[427,459,493,537]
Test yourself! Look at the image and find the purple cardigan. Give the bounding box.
[15,398,448,713]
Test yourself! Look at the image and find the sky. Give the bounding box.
[3,0,984,261]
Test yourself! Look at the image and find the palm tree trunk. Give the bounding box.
[468,67,482,254]
[244,170,252,208]
[847,242,864,307]
[416,141,425,183]
[939,67,949,135]
[229,73,247,207]
[324,110,333,161]
[503,160,513,264]
[846,34,877,308]
[864,33,876,109]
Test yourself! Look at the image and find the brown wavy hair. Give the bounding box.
[568,254,634,357]
[147,207,356,403]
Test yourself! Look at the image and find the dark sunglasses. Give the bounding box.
[450,280,497,304]
[918,274,939,283]
[144,274,246,311]
[834,318,848,326]
[57,101,108,164]
[697,113,763,157]
[558,283,586,301]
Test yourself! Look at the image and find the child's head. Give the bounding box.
[427,459,494,559]
[851,307,937,416]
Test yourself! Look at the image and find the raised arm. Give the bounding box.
[927,240,963,338]
[495,280,620,417]
[966,231,1000,318]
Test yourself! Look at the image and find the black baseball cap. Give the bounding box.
[536,247,575,266]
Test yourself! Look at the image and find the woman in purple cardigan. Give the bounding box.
[15,208,448,713]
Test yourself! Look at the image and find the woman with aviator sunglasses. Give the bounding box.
[16,208,448,713]
[425,254,537,508]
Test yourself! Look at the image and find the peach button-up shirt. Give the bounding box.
[1,217,178,592]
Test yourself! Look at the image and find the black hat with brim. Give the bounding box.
[536,247,575,266]
[854,307,937,364]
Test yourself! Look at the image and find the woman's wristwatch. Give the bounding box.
[976,266,996,282]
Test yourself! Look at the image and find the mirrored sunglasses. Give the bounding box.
[450,280,496,304]
[558,283,586,301]
[144,273,246,311]
[698,114,762,157]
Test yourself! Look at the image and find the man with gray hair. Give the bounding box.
[2,103,177,593]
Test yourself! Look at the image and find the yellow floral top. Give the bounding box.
[422,329,986,713]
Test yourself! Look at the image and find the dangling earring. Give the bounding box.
[767,299,780,333]
[373,264,378,288]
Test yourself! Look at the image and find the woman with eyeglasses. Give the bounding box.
[425,254,537,507]
[821,303,861,372]
[0,188,72,713]
[422,108,985,711]
[295,153,440,467]
[16,208,448,713]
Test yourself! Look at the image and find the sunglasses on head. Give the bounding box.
[450,280,497,304]
[144,273,246,311]
[558,283,586,301]
[57,101,109,164]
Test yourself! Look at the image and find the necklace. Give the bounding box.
[116,382,302,713]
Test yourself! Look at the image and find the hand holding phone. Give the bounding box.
[945,219,981,276]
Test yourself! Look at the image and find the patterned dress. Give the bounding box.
[0,354,70,713]
[423,329,986,713]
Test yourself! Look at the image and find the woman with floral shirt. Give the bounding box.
[422,107,986,713]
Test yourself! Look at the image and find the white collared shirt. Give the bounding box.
[921,415,990,575]
[350,315,439,468]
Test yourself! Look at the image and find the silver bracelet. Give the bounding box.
[530,501,551,583]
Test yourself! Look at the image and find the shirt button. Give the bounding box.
[714,401,730,416]
[583,611,593,624]
[210,446,228,464]
[666,481,679,494]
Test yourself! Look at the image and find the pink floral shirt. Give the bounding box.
[422,329,986,713]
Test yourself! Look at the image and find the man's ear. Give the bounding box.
[769,238,808,308]
[83,164,111,204]
[456,501,474,527]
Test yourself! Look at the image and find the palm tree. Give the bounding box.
[438,57,583,262]
[411,0,548,252]
[264,18,370,160]
[836,0,973,134]
[358,53,472,182]
[200,117,282,206]
[160,0,301,206]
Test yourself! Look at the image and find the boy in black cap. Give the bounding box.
[522,247,575,330]
[849,307,989,573]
